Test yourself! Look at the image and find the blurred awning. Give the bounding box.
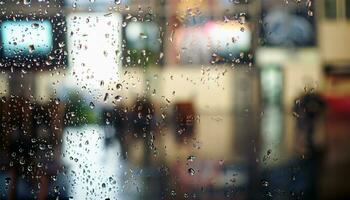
[324,95,350,115]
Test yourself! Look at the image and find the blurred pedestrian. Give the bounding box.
[293,91,326,199]
[294,92,326,156]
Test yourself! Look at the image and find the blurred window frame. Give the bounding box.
[322,0,350,20]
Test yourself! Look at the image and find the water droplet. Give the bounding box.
[19,157,25,165]
[89,102,95,109]
[5,177,11,186]
[188,168,195,176]
[54,186,59,193]
[187,155,196,162]
[169,30,174,42]
[39,144,46,150]
[54,98,60,105]
[23,0,31,5]
[37,162,43,168]
[58,42,65,48]
[104,93,109,102]
[261,179,269,187]
[140,33,148,39]
[184,193,189,198]
[292,112,300,118]
[28,44,35,53]
[267,149,272,156]
[116,83,122,90]
[45,60,52,65]
[115,95,123,102]
[308,10,313,16]
[31,23,39,29]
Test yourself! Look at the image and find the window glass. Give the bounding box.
[0,1,348,200]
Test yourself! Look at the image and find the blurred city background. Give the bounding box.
[0,0,350,199]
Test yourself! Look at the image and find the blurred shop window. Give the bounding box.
[174,20,252,65]
[170,0,252,65]
[124,21,161,67]
[325,0,337,19]
[346,0,350,19]
[324,0,350,20]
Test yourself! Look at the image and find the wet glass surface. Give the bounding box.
[0,0,350,200]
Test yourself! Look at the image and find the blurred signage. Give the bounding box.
[1,20,53,58]
[174,21,251,64]
[0,16,67,70]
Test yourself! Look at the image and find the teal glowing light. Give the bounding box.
[1,20,53,57]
